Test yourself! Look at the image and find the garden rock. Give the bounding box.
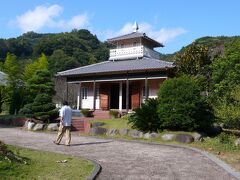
[106,129,119,136]
[23,120,29,128]
[129,130,143,138]
[175,134,194,143]
[161,134,175,141]
[150,132,159,138]
[235,138,240,146]
[144,133,151,139]
[47,123,59,131]
[90,127,107,135]
[27,122,35,130]
[144,132,159,139]
[91,122,105,128]
[119,128,129,136]
[33,123,44,131]
[193,132,205,142]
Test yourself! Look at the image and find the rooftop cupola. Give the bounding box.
[107,22,164,61]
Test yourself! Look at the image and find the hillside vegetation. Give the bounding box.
[160,36,240,61]
[0,30,109,74]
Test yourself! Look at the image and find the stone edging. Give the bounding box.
[87,135,240,179]
[86,158,102,180]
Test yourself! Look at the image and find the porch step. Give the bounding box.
[71,119,85,131]
[71,119,91,132]
[93,110,111,119]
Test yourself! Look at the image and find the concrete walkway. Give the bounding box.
[0,127,237,180]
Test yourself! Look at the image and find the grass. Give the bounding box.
[0,145,94,180]
[190,134,240,171]
[90,117,132,130]
[88,118,240,171]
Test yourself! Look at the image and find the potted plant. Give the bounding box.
[109,109,119,119]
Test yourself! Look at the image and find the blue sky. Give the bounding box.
[0,0,239,53]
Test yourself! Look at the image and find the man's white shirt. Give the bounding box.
[59,105,72,126]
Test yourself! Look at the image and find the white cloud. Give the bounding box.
[98,22,187,44]
[67,14,89,29]
[11,4,89,32]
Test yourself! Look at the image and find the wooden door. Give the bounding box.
[131,82,140,110]
[100,83,110,110]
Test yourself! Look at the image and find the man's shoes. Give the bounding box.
[53,141,60,145]
[65,144,70,146]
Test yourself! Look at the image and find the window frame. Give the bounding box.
[81,87,88,99]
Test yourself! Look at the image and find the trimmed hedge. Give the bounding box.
[157,75,214,131]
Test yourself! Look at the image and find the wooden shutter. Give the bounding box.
[131,82,140,110]
[100,83,110,110]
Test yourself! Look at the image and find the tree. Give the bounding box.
[20,69,58,122]
[211,39,240,103]
[88,54,97,64]
[175,43,210,76]
[215,86,240,129]
[48,49,79,74]
[24,53,48,81]
[2,53,24,114]
[26,69,55,103]
[157,76,214,131]
[211,39,240,129]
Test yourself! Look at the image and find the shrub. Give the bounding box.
[128,98,160,132]
[214,86,240,130]
[109,109,119,118]
[19,104,33,118]
[0,115,26,126]
[81,109,93,117]
[19,94,58,122]
[157,75,214,131]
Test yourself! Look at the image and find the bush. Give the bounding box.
[81,109,93,117]
[128,98,160,132]
[19,104,33,118]
[214,86,240,130]
[0,115,26,126]
[109,109,119,118]
[157,75,214,131]
[19,94,58,122]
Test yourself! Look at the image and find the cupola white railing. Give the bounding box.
[109,45,160,60]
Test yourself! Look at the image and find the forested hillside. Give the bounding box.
[160,36,240,61]
[0,29,109,74]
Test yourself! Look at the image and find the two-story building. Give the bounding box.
[57,23,175,113]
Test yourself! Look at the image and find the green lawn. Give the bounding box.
[0,145,94,180]
[90,117,133,130]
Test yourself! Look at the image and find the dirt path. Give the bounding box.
[0,127,237,180]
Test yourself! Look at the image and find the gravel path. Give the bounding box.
[0,127,237,180]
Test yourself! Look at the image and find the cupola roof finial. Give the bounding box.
[133,21,139,33]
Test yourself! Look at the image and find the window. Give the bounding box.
[120,44,124,48]
[142,86,149,97]
[96,87,100,99]
[81,87,88,99]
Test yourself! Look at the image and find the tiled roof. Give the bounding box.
[57,57,175,76]
[107,32,163,47]
[108,32,145,41]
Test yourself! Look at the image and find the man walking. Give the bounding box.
[54,101,72,146]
